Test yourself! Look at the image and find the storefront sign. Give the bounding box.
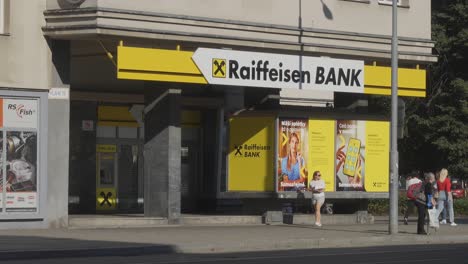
[1,99,38,129]
[118,45,427,97]
[96,144,117,153]
[228,117,275,191]
[48,88,70,100]
[192,48,364,93]
[96,188,117,210]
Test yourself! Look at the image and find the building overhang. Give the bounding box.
[43,7,438,64]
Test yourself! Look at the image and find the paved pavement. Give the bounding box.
[0,216,467,261]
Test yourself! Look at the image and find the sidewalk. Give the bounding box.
[0,217,467,261]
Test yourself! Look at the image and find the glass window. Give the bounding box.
[97,126,116,138]
[118,126,137,139]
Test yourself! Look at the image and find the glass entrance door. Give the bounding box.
[117,144,140,213]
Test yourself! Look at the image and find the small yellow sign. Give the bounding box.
[96,188,117,210]
[212,59,226,78]
[96,144,117,153]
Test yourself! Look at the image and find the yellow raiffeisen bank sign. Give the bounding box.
[118,46,426,97]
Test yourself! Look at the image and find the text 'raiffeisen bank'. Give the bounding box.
[229,60,361,87]
[192,48,365,93]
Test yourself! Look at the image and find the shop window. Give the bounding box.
[118,126,137,139]
[97,126,116,138]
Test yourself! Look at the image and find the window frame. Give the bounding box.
[378,0,402,6]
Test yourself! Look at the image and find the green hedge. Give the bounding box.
[368,196,468,216]
[454,198,468,216]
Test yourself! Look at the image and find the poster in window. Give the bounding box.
[277,119,309,191]
[336,120,366,191]
[5,131,37,212]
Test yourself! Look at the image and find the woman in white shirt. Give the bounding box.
[309,171,326,227]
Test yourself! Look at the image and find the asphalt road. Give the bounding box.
[3,244,468,264]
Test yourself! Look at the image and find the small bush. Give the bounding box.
[454,198,468,216]
[368,196,468,216]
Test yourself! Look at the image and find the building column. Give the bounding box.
[144,87,181,223]
[47,39,71,228]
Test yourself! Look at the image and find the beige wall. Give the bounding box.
[96,0,431,39]
[0,0,50,90]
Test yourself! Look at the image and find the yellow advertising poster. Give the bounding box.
[364,121,390,192]
[336,120,366,191]
[228,117,275,191]
[308,120,335,192]
[277,119,309,191]
[96,187,117,210]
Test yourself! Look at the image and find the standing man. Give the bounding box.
[404,171,422,225]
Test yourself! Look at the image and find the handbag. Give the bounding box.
[427,208,440,228]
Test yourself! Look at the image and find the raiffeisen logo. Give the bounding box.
[228,60,362,87]
[7,104,35,118]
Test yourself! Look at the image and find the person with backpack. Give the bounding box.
[404,172,422,225]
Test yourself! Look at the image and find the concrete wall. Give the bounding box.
[47,39,70,228]
[0,0,50,90]
[0,0,70,228]
[96,0,431,39]
[47,92,70,228]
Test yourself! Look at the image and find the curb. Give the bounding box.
[0,245,177,261]
[2,234,468,260]
[175,234,468,254]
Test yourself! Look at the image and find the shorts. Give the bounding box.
[312,193,325,205]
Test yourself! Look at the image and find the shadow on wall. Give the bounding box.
[58,0,86,9]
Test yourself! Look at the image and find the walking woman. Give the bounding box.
[309,171,326,227]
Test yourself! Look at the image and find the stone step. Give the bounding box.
[69,216,168,229]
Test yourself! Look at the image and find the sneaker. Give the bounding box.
[450,222,457,226]
[440,220,447,224]
[404,217,408,225]
[315,222,322,227]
